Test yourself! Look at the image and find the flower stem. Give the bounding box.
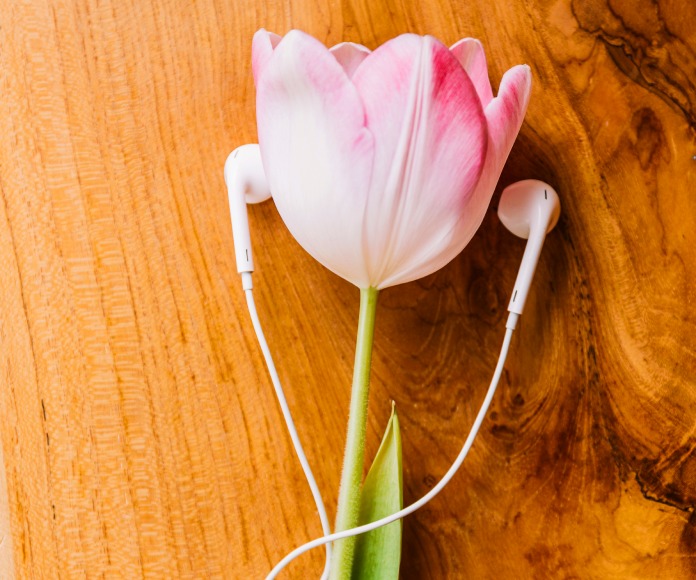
[330,286,379,579]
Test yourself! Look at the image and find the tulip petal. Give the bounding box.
[379,65,531,288]
[252,29,282,84]
[449,38,494,108]
[254,29,375,287]
[352,34,487,288]
[382,64,532,287]
[462,65,532,234]
[330,42,371,78]
[483,64,532,176]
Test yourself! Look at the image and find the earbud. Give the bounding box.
[224,144,271,277]
[498,179,561,328]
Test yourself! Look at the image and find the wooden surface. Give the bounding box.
[0,0,694,578]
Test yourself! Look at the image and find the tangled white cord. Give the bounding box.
[253,285,516,579]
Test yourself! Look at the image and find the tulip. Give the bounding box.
[252,29,531,579]
[252,29,531,290]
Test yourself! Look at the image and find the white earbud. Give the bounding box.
[224,144,271,276]
[498,179,561,328]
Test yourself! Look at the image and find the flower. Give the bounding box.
[252,29,531,289]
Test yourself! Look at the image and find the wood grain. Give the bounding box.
[0,0,694,578]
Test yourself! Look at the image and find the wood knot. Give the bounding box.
[630,107,666,170]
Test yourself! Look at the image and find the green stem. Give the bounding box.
[330,286,379,580]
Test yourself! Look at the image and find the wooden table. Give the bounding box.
[1,0,694,577]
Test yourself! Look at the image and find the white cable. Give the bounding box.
[242,274,332,580]
[266,326,515,579]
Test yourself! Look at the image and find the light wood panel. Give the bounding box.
[0,0,694,578]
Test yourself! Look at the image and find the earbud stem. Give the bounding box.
[227,166,255,274]
[507,223,546,316]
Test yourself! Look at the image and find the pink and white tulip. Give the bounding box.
[252,29,531,289]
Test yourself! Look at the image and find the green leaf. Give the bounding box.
[351,403,403,580]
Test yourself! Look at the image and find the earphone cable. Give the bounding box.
[242,274,332,580]
[266,325,515,579]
